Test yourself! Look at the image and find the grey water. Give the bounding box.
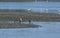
[0,22,60,38]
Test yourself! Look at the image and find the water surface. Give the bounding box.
[0,2,60,12]
[0,22,60,38]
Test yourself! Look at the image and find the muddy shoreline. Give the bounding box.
[0,12,60,22]
[0,24,41,28]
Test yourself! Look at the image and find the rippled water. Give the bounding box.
[0,22,60,38]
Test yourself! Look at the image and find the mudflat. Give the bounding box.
[0,12,60,21]
[0,24,41,28]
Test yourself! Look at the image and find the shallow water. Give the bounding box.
[0,2,60,11]
[0,2,60,13]
[0,22,60,38]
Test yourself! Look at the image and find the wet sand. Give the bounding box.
[0,24,41,28]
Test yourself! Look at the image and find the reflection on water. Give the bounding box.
[0,22,60,38]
